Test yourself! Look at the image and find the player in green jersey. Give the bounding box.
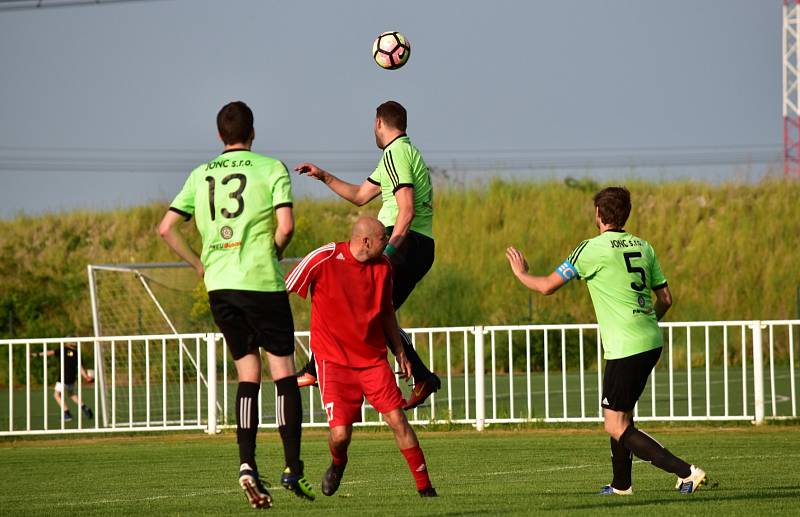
[159,101,315,508]
[293,100,440,410]
[506,186,707,495]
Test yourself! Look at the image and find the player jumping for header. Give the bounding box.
[286,216,437,498]
[506,186,707,495]
[294,100,439,410]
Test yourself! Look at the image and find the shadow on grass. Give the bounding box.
[555,486,800,511]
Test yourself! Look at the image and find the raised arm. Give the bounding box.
[158,210,204,278]
[505,246,567,296]
[295,162,381,206]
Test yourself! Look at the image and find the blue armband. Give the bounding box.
[555,259,578,283]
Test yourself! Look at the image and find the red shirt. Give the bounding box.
[285,241,394,368]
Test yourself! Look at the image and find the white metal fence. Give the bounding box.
[1,320,797,436]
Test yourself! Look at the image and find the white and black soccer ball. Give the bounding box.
[372,31,411,70]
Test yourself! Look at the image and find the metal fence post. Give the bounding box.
[474,326,485,431]
[751,321,765,425]
[206,333,218,434]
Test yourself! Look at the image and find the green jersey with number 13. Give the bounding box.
[554,230,668,360]
[169,149,293,293]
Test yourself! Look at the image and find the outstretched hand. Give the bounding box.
[505,246,529,276]
[294,162,326,182]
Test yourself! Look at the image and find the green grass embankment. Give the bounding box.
[1,179,798,340]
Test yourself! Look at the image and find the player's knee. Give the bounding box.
[385,410,414,436]
[604,420,626,440]
[330,426,351,448]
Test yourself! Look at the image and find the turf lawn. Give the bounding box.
[1,425,799,516]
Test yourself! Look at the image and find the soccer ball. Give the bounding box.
[372,31,411,70]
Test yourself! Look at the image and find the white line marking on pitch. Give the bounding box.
[46,488,237,507]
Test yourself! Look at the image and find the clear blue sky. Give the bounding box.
[0,0,782,218]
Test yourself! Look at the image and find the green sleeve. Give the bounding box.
[368,163,382,185]
[271,163,294,208]
[170,171,197,219]
[647,243,668,289]
[569,239,600,280]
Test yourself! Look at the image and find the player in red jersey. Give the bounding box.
[286,216,437,498]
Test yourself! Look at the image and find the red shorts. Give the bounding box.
[316,359,404,427]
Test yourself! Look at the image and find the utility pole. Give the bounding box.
[783,0,800,178]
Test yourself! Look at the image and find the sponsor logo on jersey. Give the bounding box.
[208,241,241,251]
[336,253,345,261]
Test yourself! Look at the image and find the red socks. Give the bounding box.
[400,445,432,491]
[329,443,348,467]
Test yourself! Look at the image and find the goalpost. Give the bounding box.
[87,262,214,427]
[87,260,308,428]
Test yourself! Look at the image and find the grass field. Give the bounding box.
[2,425,799,516]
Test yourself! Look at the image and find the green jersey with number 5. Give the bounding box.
[557,230,667,360]
[169,149,292,292]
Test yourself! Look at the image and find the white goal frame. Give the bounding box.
[87,262,213,427]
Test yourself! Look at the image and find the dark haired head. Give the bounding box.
[593,186,631,228]
[217,101,254,145]
[376,100,407,132]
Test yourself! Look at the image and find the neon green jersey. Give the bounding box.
[169,149,293,292]
[368,135,434,239]
[555,230,668,359]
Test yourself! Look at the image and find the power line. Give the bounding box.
[0,144,782,174]
[0,0,167,11]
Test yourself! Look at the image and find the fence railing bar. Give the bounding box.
[544,330,550,420]
[596,331,602,419]
[508,330,514,420]
[705,326,711,418]
[741,325,748,417]
[579,329,585,420]
[491,330,497,421]
[526,329,532,420]
[723,326,729,417]
[790,324,797,418]
[769,324,777,417]
[446,331,453,418]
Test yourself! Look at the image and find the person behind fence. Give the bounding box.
[505,186,708,495]
[158,100,315,509]
[38,341,94,422]
[285,216,437,498]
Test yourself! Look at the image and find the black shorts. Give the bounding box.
[385,227,435,309]
[601,346,662,412]
[208,289,295,360]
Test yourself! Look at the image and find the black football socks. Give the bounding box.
[397,329,434,381]
[275,376,303,474]
[619,425,691,478]
[236,381,260,469]
[610,436,632,490]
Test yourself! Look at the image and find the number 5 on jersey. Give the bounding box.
[623,252,647,292]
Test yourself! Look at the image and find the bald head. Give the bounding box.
[349,216,388,262]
